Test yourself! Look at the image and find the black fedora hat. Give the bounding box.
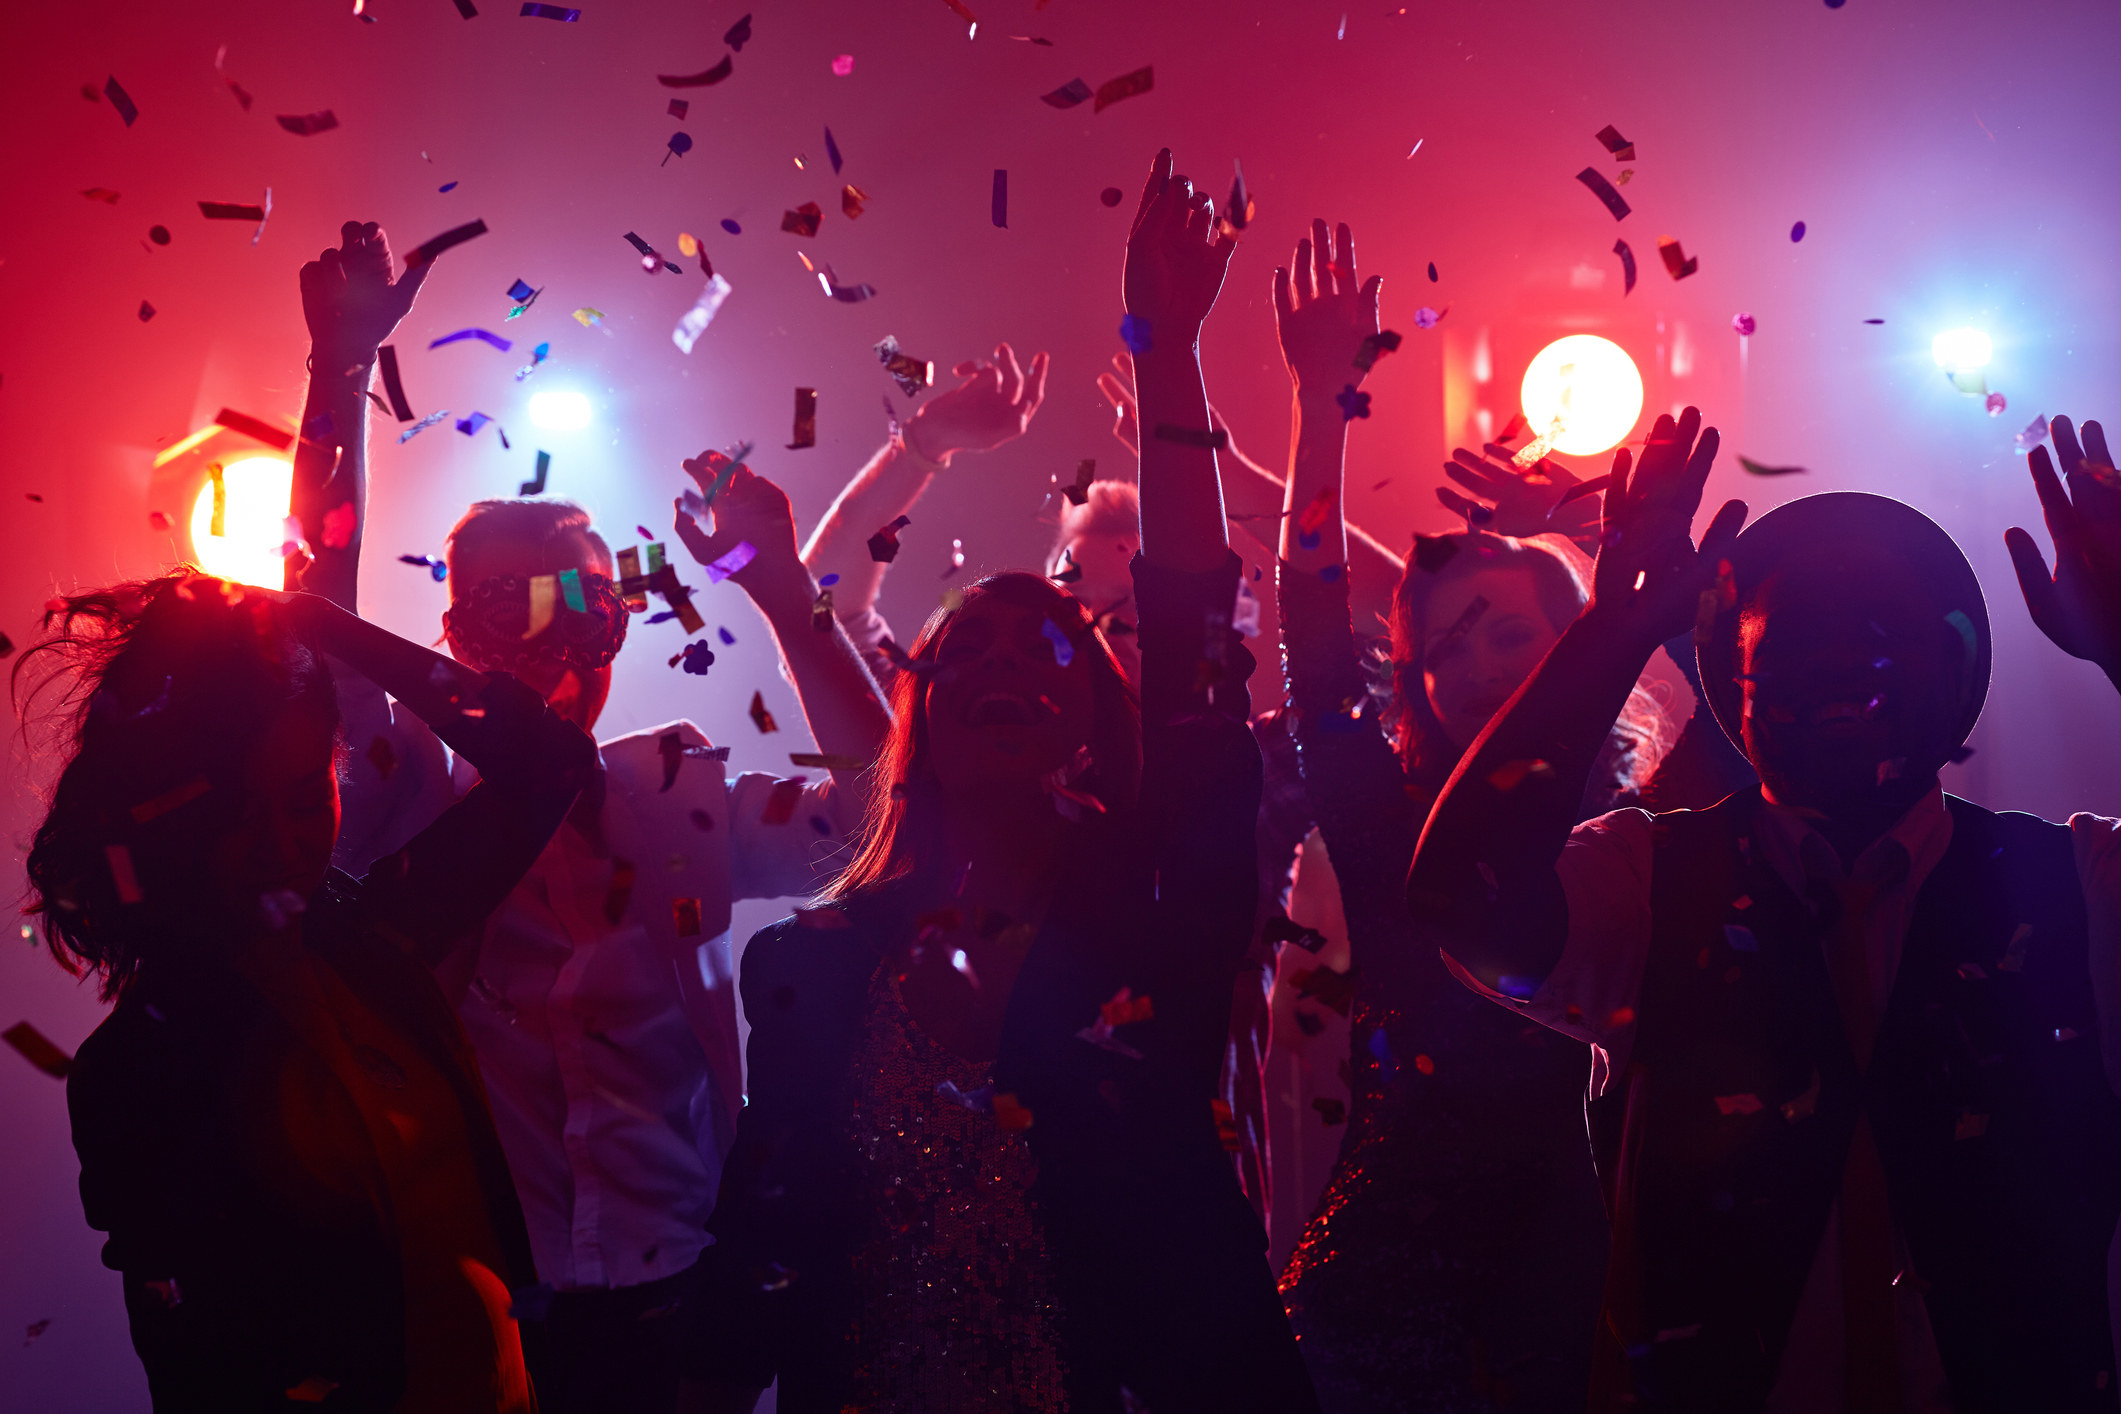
[1697,492,1991,754]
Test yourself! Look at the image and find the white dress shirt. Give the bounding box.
[331,671,850,1292]
[1445,785,2121,1412]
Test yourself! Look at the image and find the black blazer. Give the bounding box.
[67,673,594,1412]
[684,554,1319,1414]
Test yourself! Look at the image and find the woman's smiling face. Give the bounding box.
[1421,565,1563,751]
[922,593,1097,799]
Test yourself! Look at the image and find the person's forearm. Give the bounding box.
[800,439,942,617]
[1279,390,1349,570]
[1224,429,1401,632]
[740,562,892,794]
[290,350,376,609]
[1133,346,1229,572]
[1408,606,1662,990]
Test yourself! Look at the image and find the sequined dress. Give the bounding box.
[842,964,1069,1413]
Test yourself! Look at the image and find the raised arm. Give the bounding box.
[289,221,432,609]
[800,342,1049,626]
[674,461,889,803]
[1274,220,1381,577]
[2005,414,2121,697]
[1124,149,1238,573]
[1406,410,1745,994]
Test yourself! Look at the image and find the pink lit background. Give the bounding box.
[5,0,2121,1405]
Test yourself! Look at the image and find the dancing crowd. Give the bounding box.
[19,148,2121,1414]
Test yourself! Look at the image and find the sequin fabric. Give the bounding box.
[842,964,1069,1413]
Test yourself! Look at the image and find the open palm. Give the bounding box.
[1273,219,1381,398]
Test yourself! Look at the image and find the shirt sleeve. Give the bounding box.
[2070,812,2121,1097]
[836,603,901,698]
[328,663,456,876]
[726,770,853,902]
[1441,806,1657,1097]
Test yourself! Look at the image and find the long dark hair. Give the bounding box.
[1384,532,1669,807]
[821,572,1141,904]
[14,571,339,998]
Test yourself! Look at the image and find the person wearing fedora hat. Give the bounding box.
[1407,407,2121,1413]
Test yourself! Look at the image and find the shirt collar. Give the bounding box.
[1753,782,1954,902]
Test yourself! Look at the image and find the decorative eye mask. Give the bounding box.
[444,570,629,676]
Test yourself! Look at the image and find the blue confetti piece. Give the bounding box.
[398,409,451,443]
[1790,220,1806,243]
[1724,924,1758,953]
[1042,617,1074,666]
[1335,384,1371,421]
[456,411,493,436]
[646,611,678,625]
[1118,314,1152,354]
[104,76,139,127]
[720,218,741,235]
[809,815,832,835]
[1496,974,1540,1000]
[520,2,580,18]
[824,126,843,174]
[507,278,536,301]
[679,641,716,675]
[439,181,459,193]
[430,328,513,352]
[717,626,736,644]
[1319,564,1343,582]
[819,572,839,587]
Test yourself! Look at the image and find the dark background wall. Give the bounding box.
[5,0,2120,1404]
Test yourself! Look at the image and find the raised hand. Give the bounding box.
[2005,415,2121,678]
[1437,445,1600,544]
[1273,219,1382,398]
[1122,148,1237,348]
[674,457,803,593]
[904,341,1050,464]
[299,220,428,371]
[1589,408,1746,645]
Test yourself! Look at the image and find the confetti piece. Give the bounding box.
[106,844,142,903]
[667,98,689,118]
[513,341,550,379]
[993,1092,1033,1131]
[1616,169,1633,185]
[839,184,870,221]
[725,12,752,47]
[868,514,911,562]
[1737,456,1805,477]
[439,181,459,192]
[603,859,635,925]
[148,225,170,244]
[1039,616,1076,667]
[429,328,512,352]
[2,1021,70,1079]
[1862,318,1884,325]
[276,110,339,136]
[677,641,715,674]
[815,264,876,302]
[520,449,550,495]
[2015,415,2049,453]
[82,187,120,203]
[138,300,156,322]
[199,200,268,221]
[1041,78,1093,109]
[664,132,693,164]
[1335,385,1371,421]
[748,691,778,733]
[455,411,494,437]
[873,335,934,395]
[1790,220,1807,242]
[104,76,138,126]
[1714,1093,1763,1116]
[523,574,557,639]
[672,272,733,354]
[825,127,843,174]
[398,409,450,443]
[572,307,607,330]
[1062,458,1096,506]
[705,541,757,583]
[1152,423,1227,450]
[521,2,580,17]
[213,408,294,451]
[1093,65,1153,113]
[1656,235,1698,280]
[453,0,477,14]
[1119,314,1152,354]
[781,203,822,238]
[404,219,488,269]
[1732,313,1756,337]
[397,554,447,581]
[661,54,734,88]
[1986,391,2008,416]
[1353,329,1402,373]
[376,344,415,421]
[787,388,817,449]
[1594,124,1636,162]
[1576,168,1630,221]
[1613,239,1636,295]
[1413,305,1446,329]
[831,54,854,76]
[991,169,1008,228]
[1100,187,1124,207]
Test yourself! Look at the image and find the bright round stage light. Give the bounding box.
[1519,335,1644,458]
[1930,328,1992,373]
[528,389,593,431]
[188,456,293,588]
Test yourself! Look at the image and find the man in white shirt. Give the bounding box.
[1406,406,2121,1412]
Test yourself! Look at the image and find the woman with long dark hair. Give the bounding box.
[1266,220,1674,1409]
[21,571,594,1411]
[676,150,1316,1414]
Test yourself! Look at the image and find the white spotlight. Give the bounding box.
[188,456,294,588]
[528,389,594,431]
[1930,328,1993,373]
[1519,335,1645,458]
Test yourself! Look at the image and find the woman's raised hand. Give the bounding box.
[1437,445,1600,544]
[2006,415,2121,677]
[1122,148,1237,350]
[903,341,1050,464]
[1589,408,1746,645]
[299,220,428,370]
[1273,219,1381,400]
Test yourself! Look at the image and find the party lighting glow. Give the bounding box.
[1930,327,1993,373]
[1519,335,1644,458]
[187,456,293,587]
[528,389,594,431]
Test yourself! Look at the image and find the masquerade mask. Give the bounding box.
[445,571,628,676]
